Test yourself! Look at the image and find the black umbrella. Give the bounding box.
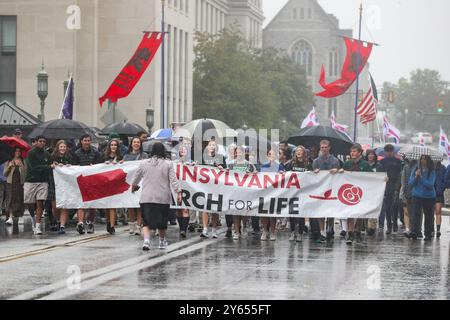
[0,141,14,164]
[287,126,354,156]
[28,119,97,140]
[101,121,147,136]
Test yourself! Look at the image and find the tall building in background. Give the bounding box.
[263,0,372,140]
[0,0,264,132]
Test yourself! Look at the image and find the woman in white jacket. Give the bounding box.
[132,142,182,251]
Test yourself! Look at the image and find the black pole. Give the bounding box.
[353,4,363,142]
[160,0,165,129]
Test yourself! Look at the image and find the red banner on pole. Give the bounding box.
[99,32,163,106]
[316,37,373,98]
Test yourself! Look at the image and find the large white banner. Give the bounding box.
[172,164,387,218]
[55,162,387,218]
[54,161,143,209]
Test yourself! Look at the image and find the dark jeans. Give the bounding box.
[251,216,260,232]
[290,218,305,234]
[225,215,233,228]
[411,197,435,238]
[379,192,399,229]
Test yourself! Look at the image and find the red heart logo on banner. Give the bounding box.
[338,184,363,206]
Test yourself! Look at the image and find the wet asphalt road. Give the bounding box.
[0,216,449,300]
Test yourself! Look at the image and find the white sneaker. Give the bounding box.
[34,223,43,235]
[159,239,168,249]
[5,217,13,225]
[134,225,142,236]
[260,230,269,241]
[129,222,136,235]
[200,230,209,238]
[241,228,248,239]
[212,232,218,239]
[270,232,277,241]
[232,231,240,240]
[142,240,150,251]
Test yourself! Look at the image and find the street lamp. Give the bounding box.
[146,102,155,132]
[37,61,48,122]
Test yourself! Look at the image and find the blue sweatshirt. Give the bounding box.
[409,166,436,199]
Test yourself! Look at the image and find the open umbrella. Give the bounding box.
[399,145,444,162]
[29,119,96,141]
[287,126,354,156]
[172,118,237,142]
[0,136,31,163]
[101,121,147,136]
[150,128,173,140]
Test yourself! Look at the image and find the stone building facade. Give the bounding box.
[0,0,264,132]
[263,0,372,139]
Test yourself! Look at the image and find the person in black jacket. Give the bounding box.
[50,140,75,234]
[379,144,402,235]
[73,134,103,235]
[103,139,124,235]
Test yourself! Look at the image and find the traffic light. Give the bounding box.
[387,91,395,103]
[437,101,444,113]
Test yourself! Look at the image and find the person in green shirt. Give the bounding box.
[342,144,372,244]
[24,135,52,235]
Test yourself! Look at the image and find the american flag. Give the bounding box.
[383,116,401,144]
[357,73,378,125]
[439,127,450,157]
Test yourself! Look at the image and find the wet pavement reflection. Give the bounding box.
[1,217,449,300]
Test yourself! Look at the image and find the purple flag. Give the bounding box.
[61,76,74,119]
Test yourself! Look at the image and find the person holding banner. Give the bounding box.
[103,139,124,235]
[227,145,257,240]
[284,146,312,243]
[342,144,372,244]
[131,142,182,251]
[200,138,226,239]
[260,148,285,241]
[174,145,193,238]
[49,140,75,234]
[74,135,103,234]
[312,140,341,243]
[124,137,149,236]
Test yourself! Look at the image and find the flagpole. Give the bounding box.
[160,0,166,129]
[353,3,363,142]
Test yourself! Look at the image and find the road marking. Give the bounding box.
[10,232,225,300]
[0,233,115,264]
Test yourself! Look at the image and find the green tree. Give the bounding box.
[382,69,449,136]
[193,29,314,136]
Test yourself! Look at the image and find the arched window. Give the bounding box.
[329,47,339,77]
[291,40,313,76]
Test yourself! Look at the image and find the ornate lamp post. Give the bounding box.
[37,61,48,122]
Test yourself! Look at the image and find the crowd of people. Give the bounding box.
[1,128,449,251]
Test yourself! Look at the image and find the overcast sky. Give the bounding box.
[262,0,450,86]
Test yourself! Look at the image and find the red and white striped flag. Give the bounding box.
[330,111,349,133]
[357,74,378,125]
